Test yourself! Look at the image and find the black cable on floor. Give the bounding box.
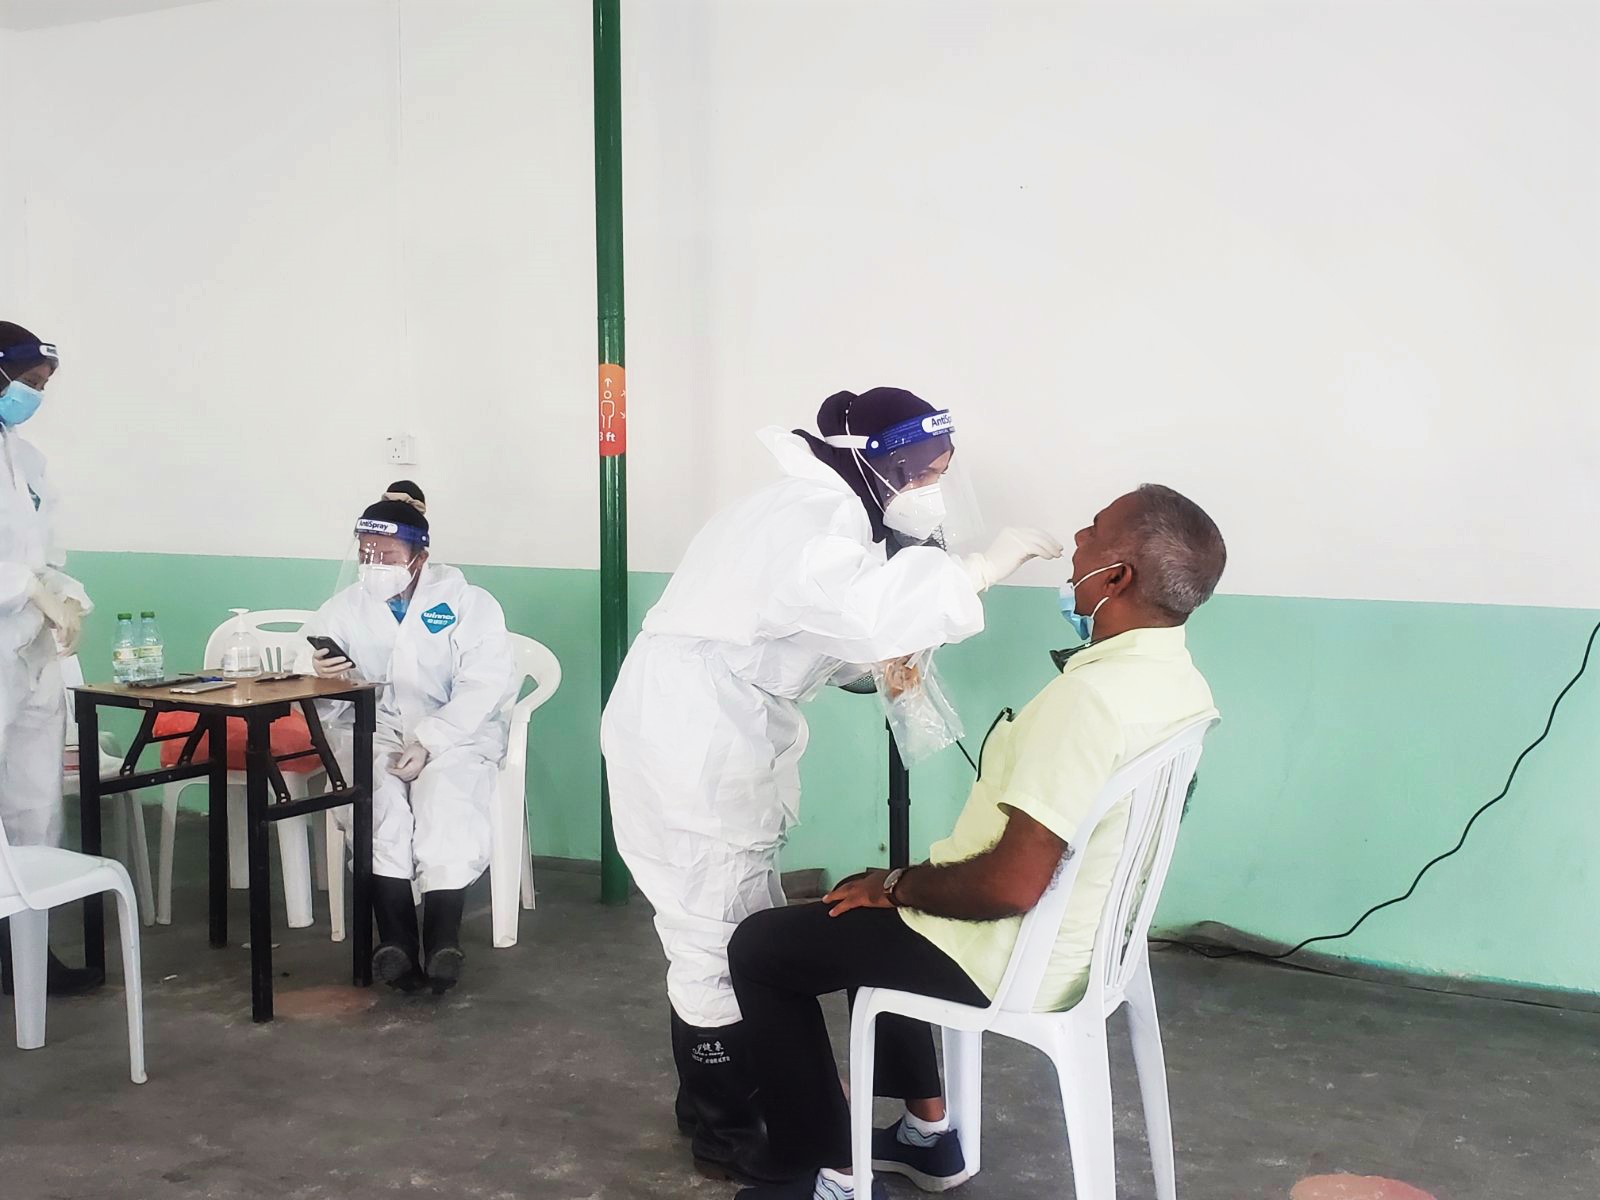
[1155,617,1600,964]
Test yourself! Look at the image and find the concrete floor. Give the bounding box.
[3,818,1598,1200]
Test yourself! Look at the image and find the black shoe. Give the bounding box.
[372,944,429,993]
[422,888,466,995]
[734,1176,888,1200]
[871,1119,971,1191]
[371,877,425,993]
[0,920,105,997]
[670,1012,789,1185]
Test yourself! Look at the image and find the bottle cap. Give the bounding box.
[141,610,155,618]
[117,612,132,621]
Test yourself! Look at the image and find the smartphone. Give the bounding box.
[306,635,351,662]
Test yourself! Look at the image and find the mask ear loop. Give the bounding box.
[841,397,889,515]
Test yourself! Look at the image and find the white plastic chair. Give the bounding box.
[1,812,147,1083]
[59,656,156,927]
[322,632,560,947]
[154,610,323,929]
[849,715,1219,1200]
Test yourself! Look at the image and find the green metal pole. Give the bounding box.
[595,0,631,905]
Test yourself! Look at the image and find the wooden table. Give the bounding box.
[72,674,380,1022]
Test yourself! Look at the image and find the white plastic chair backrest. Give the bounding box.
[200,609,316,672]
[990,715,1218,1015]
[505,634,562,726]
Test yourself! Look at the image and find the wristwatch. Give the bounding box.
[883,867,909,907]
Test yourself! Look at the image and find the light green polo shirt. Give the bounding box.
[901,625,1217,1011]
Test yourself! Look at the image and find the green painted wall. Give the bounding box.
[66,552,1600,997]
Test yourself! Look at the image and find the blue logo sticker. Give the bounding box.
[421,603,457,634]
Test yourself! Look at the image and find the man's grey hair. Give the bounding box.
[1117,484,1227,619]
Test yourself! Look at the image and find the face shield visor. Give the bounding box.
[827,409,983,551]
[332,518,430,606]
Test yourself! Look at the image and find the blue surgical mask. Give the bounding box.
[0,376,43,427]
[1058,562,1123,643]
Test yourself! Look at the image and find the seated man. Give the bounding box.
[726,484,1226,1200]
[306,481,517,995]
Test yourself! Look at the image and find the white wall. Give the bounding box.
[4,0,1596,607]
[0,27,19,293]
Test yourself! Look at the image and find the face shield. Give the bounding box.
[827,409,983,551]
[331,518,430,606]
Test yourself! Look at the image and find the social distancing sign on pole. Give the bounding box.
[599,364,626,457]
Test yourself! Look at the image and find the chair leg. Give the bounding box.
[109,796,130,877]
[488,779,521,948]
[227,784,249,889]
[1051,1019,1118,1200]
[941,1026,985,1177]
[326,811,346,943]
[110,877,148,1084]
[848,994,880,1198]
[125,795,157,927]
[313,802,331,892]
[158,781,184,926]
[276,777,316,929]
[11,907,49,1050]
[276,815,315,929]
[1127,965,1176,1200]
[520,822,535,911]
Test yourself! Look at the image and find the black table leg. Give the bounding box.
[75,692,106,977]
[208,712,229,948]
[245,714,274,1022]
[351,690,374,987]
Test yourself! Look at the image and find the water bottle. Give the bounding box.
[112,613,138,684]
[136,610,165,682]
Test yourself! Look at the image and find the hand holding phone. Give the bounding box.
[307,636,355,678]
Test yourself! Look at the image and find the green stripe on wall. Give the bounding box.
[65,551,1600,997]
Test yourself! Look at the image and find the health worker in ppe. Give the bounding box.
[0,323,103,997]
[599,387,1062,1182]
[305,482,517,995]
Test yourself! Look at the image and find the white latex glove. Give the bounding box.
[310,647,355,678]
[28,576,73,632]
[54,598,85,655]
[389,742,429,783]
[962,527,1065,592]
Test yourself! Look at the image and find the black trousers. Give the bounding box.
[728,900,988,1174]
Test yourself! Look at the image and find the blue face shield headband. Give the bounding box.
[859,410,954,460]
[823,409,955,459]
[354,517,430,548]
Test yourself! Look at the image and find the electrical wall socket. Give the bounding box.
[385,433,418,465]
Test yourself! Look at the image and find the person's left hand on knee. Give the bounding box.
[389,742,429,782]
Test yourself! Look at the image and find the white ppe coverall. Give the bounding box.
[0,426,90,848]
[600,428,986,1027]
[307,563,516,893]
